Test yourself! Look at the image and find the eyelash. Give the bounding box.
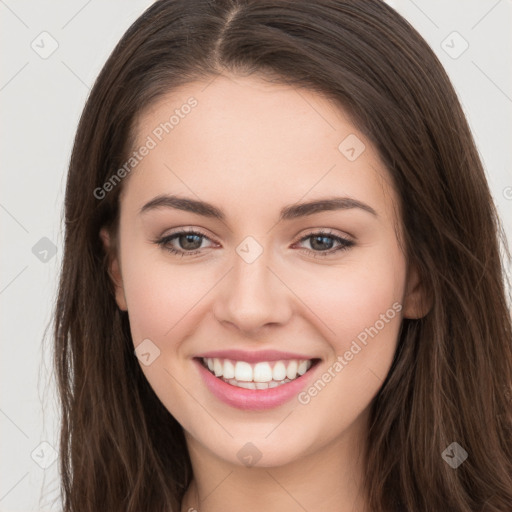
[153,227,355,259]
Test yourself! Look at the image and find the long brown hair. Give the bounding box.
[53,0,512,510]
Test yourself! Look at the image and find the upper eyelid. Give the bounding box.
[158,228,353,246]
[160,228,217,244]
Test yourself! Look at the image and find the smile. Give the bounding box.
[200,357,315,390]
[194,352,321,410]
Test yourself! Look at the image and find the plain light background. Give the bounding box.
[0,1,511,510]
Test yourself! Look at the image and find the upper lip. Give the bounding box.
[195,349,318,363]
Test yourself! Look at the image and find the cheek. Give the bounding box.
[286,243,406,356]
[119,250,211,421]
[294,284,403,439]
[293,249,406,424]
[120,244,210,342]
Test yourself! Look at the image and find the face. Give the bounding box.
[101,73,425,469]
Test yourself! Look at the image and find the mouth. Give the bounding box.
[193,352,321,410]
[197,356,321,390]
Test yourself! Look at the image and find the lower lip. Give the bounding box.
[193,358,319,410]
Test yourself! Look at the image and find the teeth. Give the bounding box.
[213,358,223,377]
[272,361,287,381]
[253,362,273,382]
[223,359,235,379]
[297,360,309,375]
[236,381,256,390]
[202,357,314,385]
[226,377,293,390]
[234,361,253,382]
[286,360,298,379]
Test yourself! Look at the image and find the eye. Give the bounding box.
[153,228,355,258]
[153,228,216,257]
[293,230,354,258]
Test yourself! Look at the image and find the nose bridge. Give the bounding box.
[213,235,291,332]
[233,240,273,295]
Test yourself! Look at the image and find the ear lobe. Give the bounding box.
[99,227,128,311]
[402,264,431,319]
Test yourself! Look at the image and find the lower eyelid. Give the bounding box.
[156,231,354,256]
[294,236,354,255]
[161,231,214,249]
[296,233,353,247]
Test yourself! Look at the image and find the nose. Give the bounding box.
[212,243,293,336]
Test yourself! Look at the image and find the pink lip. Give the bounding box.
[195,349,315,363]
[193,357,320,411]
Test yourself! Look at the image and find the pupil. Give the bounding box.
[311,235,333,251]
[181,234,201,250]
[177,234,334,252]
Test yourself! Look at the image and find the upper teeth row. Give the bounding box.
[203,358,312,382]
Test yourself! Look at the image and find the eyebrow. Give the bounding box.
[140,194,378,221]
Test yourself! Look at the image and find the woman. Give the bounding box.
[53,0,512,510]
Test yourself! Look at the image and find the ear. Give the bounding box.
[402,263,431,319]
[99,227,128,311]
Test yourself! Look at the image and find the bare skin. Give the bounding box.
[101,73,427,512]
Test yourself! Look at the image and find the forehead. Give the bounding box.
[135,73,360,162]
[125,73,398,224]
